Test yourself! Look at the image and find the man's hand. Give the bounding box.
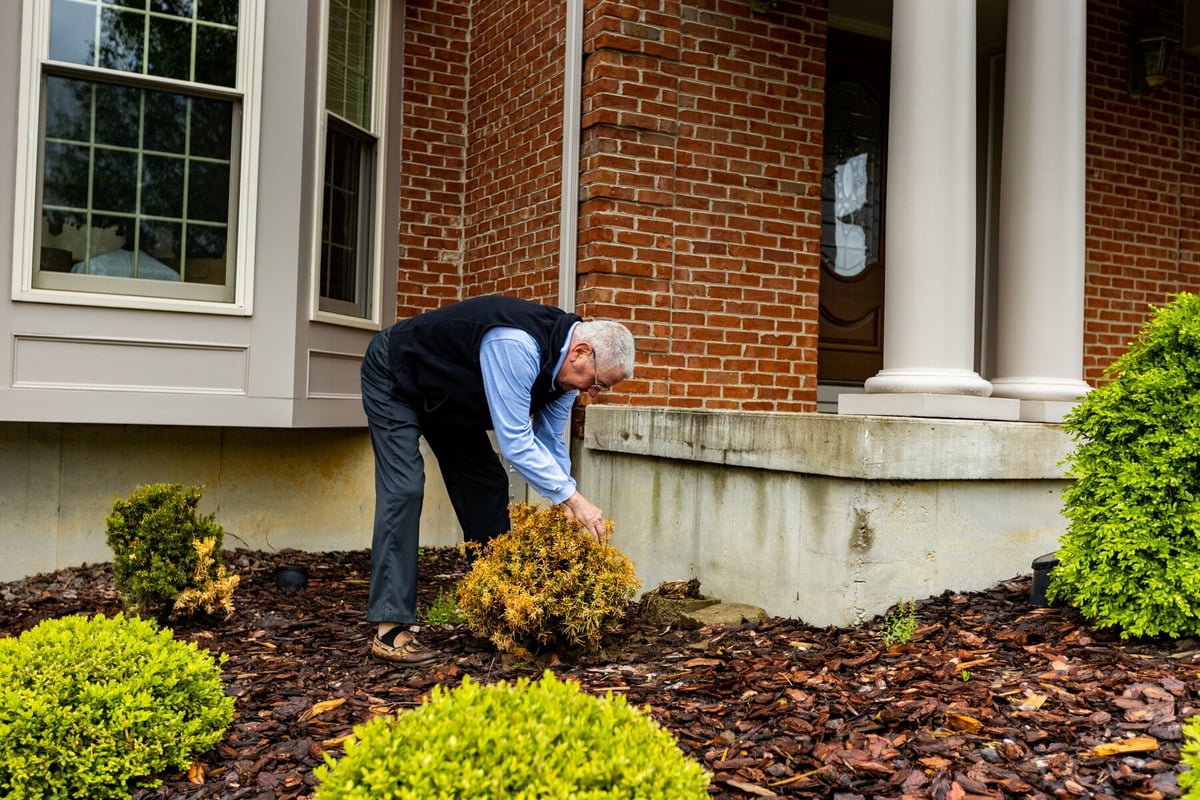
[560,491,606,542]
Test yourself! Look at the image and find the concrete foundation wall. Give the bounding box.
[3,410,1075,630]
[0,423,461,582]
[577,407,1074,627]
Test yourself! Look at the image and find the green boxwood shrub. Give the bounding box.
[1049,292,1200,638]
[456,503,641,659]
[105,483,238,620]
[0,613,234,800]
[313,670,709,799]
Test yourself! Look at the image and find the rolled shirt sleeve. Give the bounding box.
[480,327,578,503]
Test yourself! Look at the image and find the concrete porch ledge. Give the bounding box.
[584,406,1073,481]
[576,407,1074,627]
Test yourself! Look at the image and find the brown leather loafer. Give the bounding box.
[369,632,438,665]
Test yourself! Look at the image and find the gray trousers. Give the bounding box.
[360,331,510,624]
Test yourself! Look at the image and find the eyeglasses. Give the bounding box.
[589,352,611,393]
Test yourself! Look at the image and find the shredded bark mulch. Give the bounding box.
[2,547,1198,799]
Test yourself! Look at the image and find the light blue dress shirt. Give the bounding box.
[479,323,579,504]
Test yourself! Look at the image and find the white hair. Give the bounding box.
[576,320,635,380]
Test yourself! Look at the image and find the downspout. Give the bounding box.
[557,0,584,313]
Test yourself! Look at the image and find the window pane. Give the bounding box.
[820,81,884,278]
[141,154,185,217]
[322,127,359,303]
[45,76,90,141]
[320,121,373,313]
[185,224,229,285]
[89,214,133,257]
[151,0,194,17]
[187,161,231,222]
[187,223,227,259]
[326,0,373,128]
[140,219,181,269]
[195,24,237,87]
[42,142,90,207]
[188,97,233,159]
[94,83,142,148]
[93,148,138,211]
[142,89,187,154]
[197,0,237,26]
[49,0,97,65]
[148,16,193,81]
[98,7,146,74]
[323,241,353,302]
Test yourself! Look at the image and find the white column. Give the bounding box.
[840,0,1017,420]
[989,0,1091,422]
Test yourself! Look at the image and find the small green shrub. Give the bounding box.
[456,503,641,659]
[105,483,239,620]
[879,599,918,647]
[1181,715,1200,798]
[313,670,709,799]
[1049,292,1200,639]
[0,613,234,800]
[421,587,464,625]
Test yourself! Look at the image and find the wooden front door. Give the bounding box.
[817,31,890,386]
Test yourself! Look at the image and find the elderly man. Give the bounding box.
[359,294,636,664]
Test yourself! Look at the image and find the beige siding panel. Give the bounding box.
[12,336,248,394]
[307,349,363,399]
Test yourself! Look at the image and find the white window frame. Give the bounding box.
[309,0,390,331]
[10,0,264,316]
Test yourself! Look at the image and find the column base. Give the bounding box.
[864,368,994,397]
[838,392,1021,421]
[989,376,1091,403]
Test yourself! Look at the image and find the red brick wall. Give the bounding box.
[1085,0,1200,383]
[394,0,470,320]
[460,2,567,299]
[577,0,826,411]
[395,0,825,412]
[393,0,1200,405]
[395,0,568,321]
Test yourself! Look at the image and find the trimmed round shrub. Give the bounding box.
[1049,292,1200,638]
[313,670,710,799]
[456,503,641,659]
[0,613,234,800]
[106,482,239,620]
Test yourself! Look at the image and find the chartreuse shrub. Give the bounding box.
[106,483,239,620]
[456,503,641,659]
[0,613,234,800]
[1181,716,1200,798]
[313,671,709,799]
[1048,292,1200,638]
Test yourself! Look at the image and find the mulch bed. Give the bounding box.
[2,547,1198,799]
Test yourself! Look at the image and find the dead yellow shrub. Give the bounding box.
[456,503,641,660]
